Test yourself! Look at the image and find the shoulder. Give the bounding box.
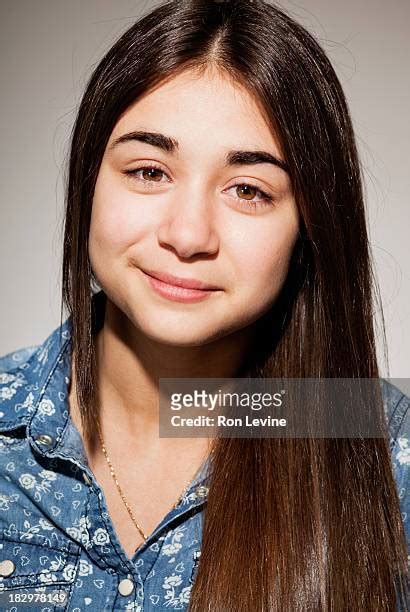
[0,320,72,430]
[380,379,410,459]
[0,345,39,374]
[381,379,409,441]
[380,380,410,548]
[0,343,42,430]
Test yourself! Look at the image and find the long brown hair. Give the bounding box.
[62,0,408,609]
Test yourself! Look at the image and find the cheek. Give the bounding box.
[89,181,152,255]
[234,221,298,298]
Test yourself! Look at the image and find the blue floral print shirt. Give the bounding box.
[0,317,409,611]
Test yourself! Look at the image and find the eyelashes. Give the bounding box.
[232,184,274,208]
[123,164,275,210]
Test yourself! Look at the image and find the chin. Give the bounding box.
[134,315,227,348]
[144,327,221,348]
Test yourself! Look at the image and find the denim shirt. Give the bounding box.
[0,318,409,611]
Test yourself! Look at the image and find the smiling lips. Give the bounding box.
[141,268,221,303]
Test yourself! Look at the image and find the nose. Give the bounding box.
[157,188,220,259]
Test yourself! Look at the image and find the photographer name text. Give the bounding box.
[170,415,287,428]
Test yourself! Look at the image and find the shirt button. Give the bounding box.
[0,560,15,577]
[118,578,134,596]
[196,485,209,498]
[35,434,54,447]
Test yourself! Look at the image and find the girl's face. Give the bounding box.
[89,68,300,346]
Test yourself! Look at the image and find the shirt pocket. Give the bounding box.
[0,532,80,611]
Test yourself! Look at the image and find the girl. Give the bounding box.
[0,0,408,610]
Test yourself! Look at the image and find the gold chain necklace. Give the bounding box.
[96,421,210,543]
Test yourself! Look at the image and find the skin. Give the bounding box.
[69,67,300,528]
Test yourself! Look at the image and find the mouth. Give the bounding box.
[142,268,220,290]
[140,268,221,303]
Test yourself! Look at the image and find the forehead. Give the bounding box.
[109,68,283,159]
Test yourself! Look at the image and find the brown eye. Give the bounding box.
[227,183,274,207]
[236,184,258,200]
[141,167,164,181]
[123,164,170,185]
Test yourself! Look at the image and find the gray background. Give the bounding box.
[0,0,409,379]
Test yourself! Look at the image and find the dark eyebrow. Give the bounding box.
[108,130,289,173]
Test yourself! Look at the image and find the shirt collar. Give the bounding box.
[0,317,72,433]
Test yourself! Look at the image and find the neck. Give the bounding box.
[69,297,255,455]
